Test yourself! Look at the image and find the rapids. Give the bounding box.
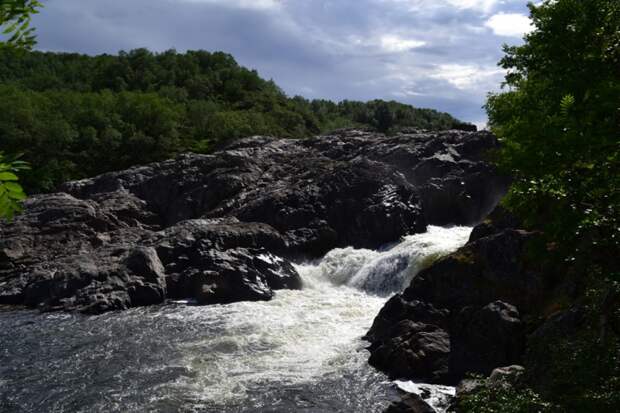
[0,226,471,413]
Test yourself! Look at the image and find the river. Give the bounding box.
[0,226,471,413]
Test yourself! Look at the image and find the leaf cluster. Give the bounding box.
[0,0,42,51]
[0,151,29,219]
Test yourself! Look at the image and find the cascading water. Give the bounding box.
[0,226,471,413]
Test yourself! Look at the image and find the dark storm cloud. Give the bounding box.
[33,0,533,126]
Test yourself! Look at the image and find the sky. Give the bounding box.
[32,0,534,128]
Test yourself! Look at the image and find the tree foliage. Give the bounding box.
[483,1,620,411]
[486,0,620,275]
[0,0,39,219]
[0,48,469,193]
[0,0,42,50]
[0,152,29,219]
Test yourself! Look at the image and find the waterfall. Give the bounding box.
[296,225,473,295]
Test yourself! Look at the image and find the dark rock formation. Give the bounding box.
[366,208,542,384]
[0,129,505,314]
[369,320,451,383]
[385,393,436,413]
[449,301,524,380]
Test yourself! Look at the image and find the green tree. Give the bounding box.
[484,2,620,410]
[0,0,40,219]
[486,0,620,273]
[374,101,396,133]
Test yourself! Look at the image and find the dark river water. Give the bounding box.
[0,226,470,413]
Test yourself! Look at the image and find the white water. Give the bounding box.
[166,226,472,411]
[0,226,471,413]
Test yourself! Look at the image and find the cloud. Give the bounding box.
[430,64,504,90]
[485,12,533,37]
[380,35,426,53]
[177,0,282,10]
[444,0,499,12]
[385,0,500,14]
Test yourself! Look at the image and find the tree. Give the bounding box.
[374,101,395,133]
[0,0,40,219]
[486,0,620,273]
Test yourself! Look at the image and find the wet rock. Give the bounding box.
[365,295,450,344]
[368,321,451,383]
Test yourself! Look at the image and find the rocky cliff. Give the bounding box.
[0,129,507,314]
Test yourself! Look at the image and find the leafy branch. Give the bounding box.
[0,152,30,220]
[0,0,43,50]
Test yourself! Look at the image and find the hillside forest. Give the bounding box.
[0,48,471,194]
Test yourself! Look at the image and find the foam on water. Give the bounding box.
[0,226,472,412]
[297,225,473,295]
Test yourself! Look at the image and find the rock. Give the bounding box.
[366,207,542,384]
[403,229,544,312]
[455,378,486,398]
[368,320,451,383]
[467,205,519,243]
[62,129,505,255]
[449,302,524,380]
[153,218,301,303]
[489,365,525,389]
[0,129,504,314]
[385,393,436,413]
[365,295,450,344]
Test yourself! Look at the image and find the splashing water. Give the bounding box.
[0,226,471,412]
[297,226,473,295]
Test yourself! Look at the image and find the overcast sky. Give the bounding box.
[32,0,534,127]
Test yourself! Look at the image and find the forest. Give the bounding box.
[0,48,469,193]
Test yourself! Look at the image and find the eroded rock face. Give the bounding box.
[0,129,505,314]
[366,208,542,384]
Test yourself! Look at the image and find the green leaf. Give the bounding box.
[4,181,23,193]
[7,191,26,201]
[0,172,19,181]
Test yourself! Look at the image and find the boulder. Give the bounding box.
[368,321,451,383]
